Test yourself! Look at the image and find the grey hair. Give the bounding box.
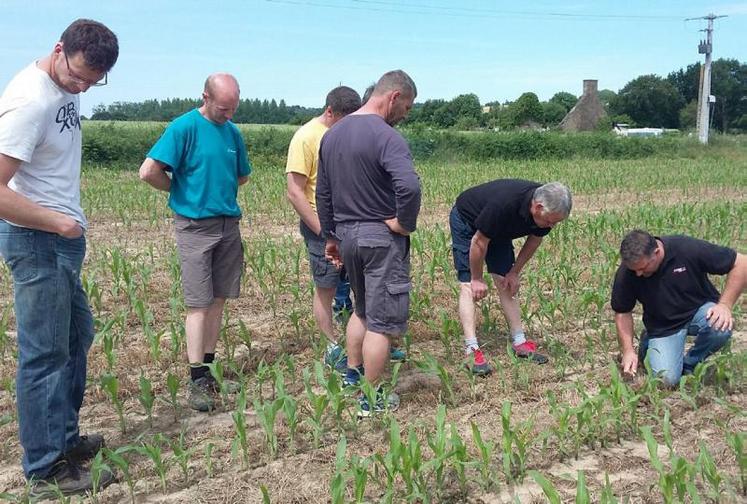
[374,70,417,99]
[620,229,657,264]
[533,182,572,216]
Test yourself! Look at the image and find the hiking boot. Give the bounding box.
[357,390,400,418]
[204,374,241,394]
[188,377,216,412]
[389,347,407,363]
[465,349,493,376]
[324,343,348,376]
[512,341,549,364]
[65,434,105,463]
[30,458,114,500]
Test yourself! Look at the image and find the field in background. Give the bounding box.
[0,125,745,502]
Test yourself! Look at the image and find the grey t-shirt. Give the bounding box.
[317,114,421,237]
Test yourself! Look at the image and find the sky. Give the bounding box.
[1,0,745,116]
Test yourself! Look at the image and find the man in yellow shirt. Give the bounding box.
[286,87,360,373]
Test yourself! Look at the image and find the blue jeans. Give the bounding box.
[0,222,94,479]
[333,268,353,313]
[639,302,731,386]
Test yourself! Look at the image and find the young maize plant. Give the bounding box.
[302,367,329,448]
[165,371,181,422]
[138,373,155,428]
[138,436,170,494]
[501,401,534,483]
[471,421,497,491]
[103,446,136,504]
[100,373,126,434]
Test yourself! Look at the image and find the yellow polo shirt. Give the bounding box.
[285,118,328,212]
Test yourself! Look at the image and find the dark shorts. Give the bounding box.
[174,215,244,308]
[449,206,515,283]
[300,221,340,289]
[336,221,411,336]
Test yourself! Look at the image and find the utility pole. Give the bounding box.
[686,13,726,144]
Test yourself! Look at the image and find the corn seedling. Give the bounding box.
[165,371,180,422]
[138,436,170,493]
[696,441,723,501]
[138,373,155,427]
[529,470,561,504]
[205,442,215,478]
[90,451,112,502]
[726,431,745,496]
[232,387,251,468]
[169,430,196,483]
[253,394,284,458]
[302,368,329,448]
[415,353,456,405]
[471,421,497,491]
[330,436,349,504]
[501,401,534,483]
[103,446,136,503]
[100,373,126,434]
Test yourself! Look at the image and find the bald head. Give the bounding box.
[204,73,240,99]
[201,73,240,124]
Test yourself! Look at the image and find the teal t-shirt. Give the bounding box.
[147,109,252,219]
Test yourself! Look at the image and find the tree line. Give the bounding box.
[89,58,746,132]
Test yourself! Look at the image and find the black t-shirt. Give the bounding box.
[610,235,737,337]
[454,179,553,241]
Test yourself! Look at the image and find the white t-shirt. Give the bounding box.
[0,62,86,228]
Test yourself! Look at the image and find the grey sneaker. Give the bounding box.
[30,458,114,499]
[204,374,241,394]
[188,377,216,412]
[357,390,400,418]
[65,434,105,463]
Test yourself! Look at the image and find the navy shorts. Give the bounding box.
[300,221,340,289]
[449,206,515,283]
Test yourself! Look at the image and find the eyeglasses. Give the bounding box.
[64,52,108,87]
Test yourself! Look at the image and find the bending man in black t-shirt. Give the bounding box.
[449,179,572,374]
[611,230,746,386]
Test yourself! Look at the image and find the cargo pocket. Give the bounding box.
[384,281,411,326]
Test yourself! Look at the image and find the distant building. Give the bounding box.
[560,80,607,132]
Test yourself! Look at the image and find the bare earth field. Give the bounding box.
[0,153,745,503]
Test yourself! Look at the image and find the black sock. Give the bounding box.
[204,353,216,365]
[190,363,208,381]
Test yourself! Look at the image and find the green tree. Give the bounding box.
[597,89,617,111]
[611,75,684,128]
[511,92,543,126]
[541,101,566,127]
[549,91,577,112]
[679,100,698,130]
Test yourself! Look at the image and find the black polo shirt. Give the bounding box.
[454,179,553,241]
[610,235,737,337]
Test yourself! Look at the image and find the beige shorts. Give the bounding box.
[174,214,244,308]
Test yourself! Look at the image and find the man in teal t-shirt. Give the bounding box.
[139,73,251,412]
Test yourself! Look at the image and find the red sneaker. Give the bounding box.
[512,340,549,364]
[465,349,492,376]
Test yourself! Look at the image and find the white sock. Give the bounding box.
[511,331,527,346]
[464,337,479,354]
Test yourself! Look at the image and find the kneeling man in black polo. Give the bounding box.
[611,229,745,386]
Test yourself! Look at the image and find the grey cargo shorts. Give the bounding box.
[174,214,244,308]
[335,221,411,336]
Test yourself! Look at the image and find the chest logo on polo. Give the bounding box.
[673,266,687,274]
[56,101,80,133]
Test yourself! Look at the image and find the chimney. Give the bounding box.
[583,79,598,96]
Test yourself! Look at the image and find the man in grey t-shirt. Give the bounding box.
[317,69,421,417]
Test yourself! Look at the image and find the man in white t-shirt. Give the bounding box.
[0,19,118,498]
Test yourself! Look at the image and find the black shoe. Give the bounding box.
[30,458,114,499]
[65,434,105,463]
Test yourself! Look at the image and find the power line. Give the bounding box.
[266,0,687,21]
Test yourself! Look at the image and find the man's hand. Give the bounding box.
[471,278,488,301]
[706,302,733,332]
[498,270,521,297]
[384,218,410,236]
[621,349,638,376]
[325,240,342,269]
[57,214,83,239]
